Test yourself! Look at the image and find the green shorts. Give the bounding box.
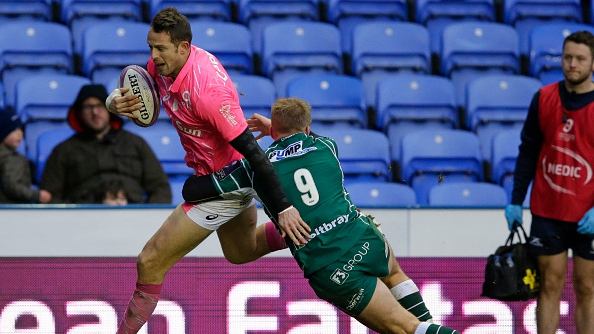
[306,221,390,317]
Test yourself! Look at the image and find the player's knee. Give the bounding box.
[540,276,566,297]
[136,252,152,272]
[137,244,161,271]
[223,252,250,265]
[222,243,263,264]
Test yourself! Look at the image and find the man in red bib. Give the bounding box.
[505,31,594,333]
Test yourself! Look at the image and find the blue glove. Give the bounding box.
[505,204,523,231]
[577,207,594,235]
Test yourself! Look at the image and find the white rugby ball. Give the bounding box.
[119,65,160,127]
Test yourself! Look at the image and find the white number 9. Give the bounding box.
[294,168,319,206]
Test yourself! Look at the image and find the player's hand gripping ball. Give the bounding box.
[118,65,160,127]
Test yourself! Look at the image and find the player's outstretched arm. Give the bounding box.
[230,128,310,245]
[276,205,310,245]
[247,113,271,139]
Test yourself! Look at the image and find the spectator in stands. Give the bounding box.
[505,31,594,334]
[95,178,129,206]
[0,107,51,204]
[40,84,171,204]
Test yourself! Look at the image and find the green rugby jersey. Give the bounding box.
[262,132,369,276]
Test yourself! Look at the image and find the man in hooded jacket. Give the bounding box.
[40,84,171,204]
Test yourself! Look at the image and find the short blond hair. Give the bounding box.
[270,97,312,134]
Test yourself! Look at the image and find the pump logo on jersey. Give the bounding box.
[268,141,316,162]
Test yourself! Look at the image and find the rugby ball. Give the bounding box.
[118,65,160,127]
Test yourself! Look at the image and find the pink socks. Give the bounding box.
[265,221,288,252]
[117,282,162,334]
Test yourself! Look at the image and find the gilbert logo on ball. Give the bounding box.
[119,65,160,127]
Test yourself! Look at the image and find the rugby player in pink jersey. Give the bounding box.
[106,7,310,333]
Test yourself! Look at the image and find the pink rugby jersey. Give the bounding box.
[147,46,248,176]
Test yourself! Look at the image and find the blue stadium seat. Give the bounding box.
[62,0,143,56]
[151,0,232,22]
[504,0,582,57]
[428,182,508,207]
[0,22,73,109]
[486,126,533,206]
[322,128,391,184]
[238,0,320,55]
[401,129,483,205]
[491,128,521,200]
[286,74,367,129]
[351,21,431,107]
[440,22,520,106]
[416,0,495,55]
[327,0,408,55]
[15,74,92,123]
[261,21,343,96]
[231,75,276,119]
[106,75,120,93]
[232,74,276,119]
[257,135,275,150]
[25,121,71,167]
[529,23,594,85]
[504,0,582,26]
[82,22,151,88]
[123,122,193,178]
[465,74,541,161]
[0,0,53,21]
[190,22,253,75]
[347,182,417,208]
[376,75,458,166]
[35,127,76,183]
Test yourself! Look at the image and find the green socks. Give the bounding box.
[414,322,459,334]
[390,279,433,322]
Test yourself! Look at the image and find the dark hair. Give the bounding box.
[564,31,594,58]
[72,84,108,113]
[94,179,128,203]
[150,7,192,46]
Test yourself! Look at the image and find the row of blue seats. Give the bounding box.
[195,125,531,207]
[3,0,586,24]
[171,178,521,208]
[0,18,581,111]
[29,123,525,206]
[237,72,539,164]
[12,72,538,168]
[346,181,529,208]
[2,0,589,57]
[0,12,586,69]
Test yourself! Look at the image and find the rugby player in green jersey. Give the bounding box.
[244,97,459,334]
